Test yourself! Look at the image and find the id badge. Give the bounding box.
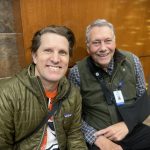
[113,90,124,106]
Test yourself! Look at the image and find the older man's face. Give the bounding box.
[87,26,116,69]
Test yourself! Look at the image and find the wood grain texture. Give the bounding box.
[17,0,150,81]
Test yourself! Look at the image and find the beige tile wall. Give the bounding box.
[0,0,21,77]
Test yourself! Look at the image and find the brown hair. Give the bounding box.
[31,25,75,57]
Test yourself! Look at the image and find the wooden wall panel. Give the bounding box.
[19,0,150,81]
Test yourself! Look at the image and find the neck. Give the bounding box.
[102,67,108,72]
[95,62,108,71]
[43,81,58,92]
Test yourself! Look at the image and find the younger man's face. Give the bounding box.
[32,33,69,89]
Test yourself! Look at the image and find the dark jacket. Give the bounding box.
[0,64,87,150]
[77,50,138,131]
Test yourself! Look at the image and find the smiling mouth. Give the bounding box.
[47,65,61,71]
[96,52,109,57]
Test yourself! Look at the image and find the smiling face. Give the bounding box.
[32,33,69,90]
[87,26,116,69]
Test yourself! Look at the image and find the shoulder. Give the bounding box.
[118,49,134,58]
[67,81,81,104]
[118,49,139,60]
[117,49,138,65]
[69,81,81,96]
[0,76,21,105]
[77,56,89,66]
[0,76,19,110]
[69,64,79,73]
[0,76,18,89]
[0,67,29,98]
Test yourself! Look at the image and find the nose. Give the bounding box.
[100,41,107,50]
[51,52,60,63]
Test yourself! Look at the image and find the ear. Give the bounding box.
[32,52,37,64]
[87,47,90,54]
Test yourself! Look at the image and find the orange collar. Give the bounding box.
[45,90,57,99]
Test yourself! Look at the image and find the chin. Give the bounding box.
[50,77,62,82]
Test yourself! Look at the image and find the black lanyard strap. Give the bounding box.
[15,101,61,145]
[15,82,71,144]
[87,57,114,105]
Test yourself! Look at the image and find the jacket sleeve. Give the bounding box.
[68,65,97,145]
[66,87,87,149]
[68,65,81,86]
[81,120,97,145]
[0,85,14,150]
[118,54,147,132]
[133,54,146,97]
[117,90,150,132]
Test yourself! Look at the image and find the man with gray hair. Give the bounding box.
[68,19,150,150]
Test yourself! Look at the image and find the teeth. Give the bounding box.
[97,53,108,57]
[48,66,60,71]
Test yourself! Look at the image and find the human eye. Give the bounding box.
[91,41,101,46]
[43,49,53,53]
[59,50,68,56]
[104,39,113,44]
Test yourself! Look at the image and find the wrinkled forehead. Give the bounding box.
[89,26,115,40]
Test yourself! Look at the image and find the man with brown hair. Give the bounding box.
[0,25,87,150]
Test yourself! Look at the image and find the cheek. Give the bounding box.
[109,43,116,50]
[33,56,46,67]
[64,59,69,66]
[63,56,70,64]
[87,46,97,54]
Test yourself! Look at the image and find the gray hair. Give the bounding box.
[86,19,115,46]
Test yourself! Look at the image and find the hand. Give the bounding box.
[94,122,129,141]
[95,135,123,150]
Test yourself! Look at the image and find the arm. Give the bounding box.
[94,54,145,143]
[68,65,97,145]
[68,65,125,149]
[82,120,125,149]
[95,54,146,141]
[95,136,123,150]
[133,54,146,97]
[82,120,97,144]
[82,121,124,149]
[117,54,147,132]
[68,65,81,87]
[67,87,87,149]
[94,122,129,142]
[0,85,14,149]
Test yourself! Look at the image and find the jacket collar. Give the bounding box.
[16,63,71,102]
[87,49,126,76]
[114,49,126,63]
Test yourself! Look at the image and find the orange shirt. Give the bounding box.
[46,90,57,110]
[40,90,57,150]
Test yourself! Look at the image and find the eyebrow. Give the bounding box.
[92,37,113,41]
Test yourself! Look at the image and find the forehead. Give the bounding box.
[89,26,114,40]
[40,33,69,47]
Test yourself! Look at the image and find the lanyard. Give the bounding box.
[87,57,114,105]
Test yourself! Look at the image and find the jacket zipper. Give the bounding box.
[36,77,48,108]
[37,124,47,150]
[53,113,61,150]
[36,78,49,149]
[110,63,121,89]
